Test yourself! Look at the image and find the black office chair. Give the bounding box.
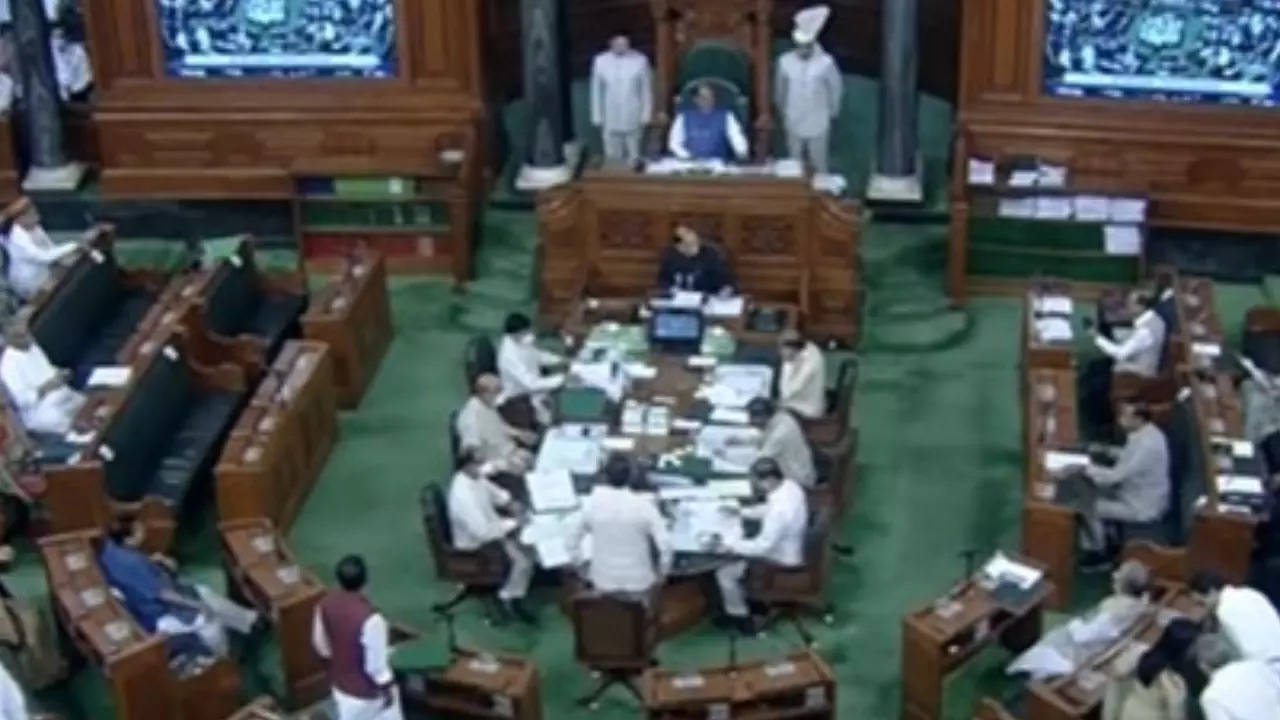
[570,589,658,708]
[420,484,509,619]
[746,507,834,647]
[447,408,462,470]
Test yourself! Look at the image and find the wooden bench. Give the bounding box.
[28,225,167,388]
[218,518,327,710]
[301,248,393,409]
[39,530,242,720]
[43,330,249,552]
[216,340,338,530]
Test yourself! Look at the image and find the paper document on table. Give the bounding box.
[967,158,995,185]
[707,478,754,498]
[709,406,750,425]
[1008,170,1038,187]
[710,365,774,403]
[1044,450,1089,473]
[570,361,628,402]
[1035,317,1073,344]
[697,425,760,473]
[669,290,704,309]
[623,362,657,381]
[1103,225,1142,256]
[1034,196,1073,220]
[602,436,636,452]
[1192,342,1222,358]
[670,500,743,553]
[525,469,580,512]
[522,512,583,568]
[1109,198,1147,223]
[997,198,1035,219]
[1218,474,1265,497]
[773,159,804,178]
[535,432,602,475]
[87,366,132,388]
[703,295,745,318]
[1211,436,1255,459]
[1034,295,1073,316]
[981,551,1043,590]
[1037,164,1068,188]
[1074,195,1111,222]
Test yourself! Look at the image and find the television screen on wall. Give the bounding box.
[156,0,398,79]
[1042,0,1280,107]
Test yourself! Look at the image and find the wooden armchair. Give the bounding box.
[746,507,833,646]
[648,0,775,159]
[420,483,510,616]
[570,589,658,707]
[808,427,856,520]
[804,356,858,446]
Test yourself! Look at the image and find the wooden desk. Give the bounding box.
[538,171,861,344]
[216,340,338,530]
[1025,583,1208,720]
[902,575,1051,720]
[1021,285,1077,374]
[301,250,394,409]
[39,531,242,720]
[1021,364,1080,611]
[219,518,327,710]
[643,649,836,719]
[398,650,541,720]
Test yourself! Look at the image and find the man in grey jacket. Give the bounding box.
[1080,403,1170,561]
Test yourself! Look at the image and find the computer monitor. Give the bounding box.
[648,308,704,354]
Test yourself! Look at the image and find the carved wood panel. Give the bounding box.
[598,211,656,250]
[739,216,796,256]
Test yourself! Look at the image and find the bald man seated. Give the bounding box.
[455,373,539,474]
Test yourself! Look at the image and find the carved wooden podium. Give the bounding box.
[649,0,775,157]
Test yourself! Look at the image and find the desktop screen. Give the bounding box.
[156,0,399,79]
[1042,0,1280,107]
[652,311,703,342]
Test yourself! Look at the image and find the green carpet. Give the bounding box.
[5,212,1275,718]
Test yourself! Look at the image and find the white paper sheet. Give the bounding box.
[87,366,132,388]
[709,407,750,425]
[1218,474,1265,497]
[1008,170,1039,187]
[1037,164,1068,188]
[1211,436,1256,459]
[981,551,1044,590]
[525,469,580,512]
[967,158,996,186]
[1103,225,1143,256]
[703,295,745,318]
[997,198,1035,219]
[1035,317,1074,343]
[1109,198,1148,223]
[1192,342,1222,358]
[1034,196,1073,220]
[535,432,602,475]
[1074,195,1111,222]
[1043,450,1089,473]
[1034,294,1073,316]
[669,500,744,553]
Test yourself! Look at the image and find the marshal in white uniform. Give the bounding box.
[590,36,653,163]
[775,5,843,173]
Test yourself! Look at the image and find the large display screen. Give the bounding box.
[156,0,398,79]
[1043,0,1280,107]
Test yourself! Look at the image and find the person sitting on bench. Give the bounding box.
[0,309,84,435]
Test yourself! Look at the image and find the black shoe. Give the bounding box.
[731,615,758,636]
[504,598,538,626]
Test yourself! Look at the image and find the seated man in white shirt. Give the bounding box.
[778,330,826,420]
[4,197,79,301]
[1196,632,1280,720]
[712,458,809,633]
[446,450,537,625]
[745,397,817,488]
[1191,571,1280,667]
[667,82,749,162]
[496,312,565,428]
[455,373,537,475]
[570,453,672,598]
[0,308,84,435]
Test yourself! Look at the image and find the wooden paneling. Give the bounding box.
[482,0,961,104]
[82,0,486,202]
[952,0,1280,302]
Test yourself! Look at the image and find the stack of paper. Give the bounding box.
[1034,317,1073,343]
[1034,196,1073,220]
[1103,225,1142,256]
[525,469,579,512]
[997,198,1035,219]
[981,552,1044,590]
[521,511,584,568]
[1218,474,1265,497]
[87,366,132,388]
[967,158,996,186]
[773,159,804,178]
[1073,195,1110,222]
[535,432,602,475]
[1033,294,1073,316]
[669,500,743,553]
[1109,198,1147,223]
[709,365,774,405]
[696,425,760,473]
[1008,170,1039,187]
[703,295,745,318]
[1043,450,1089,473]
[1037,164,1068,188]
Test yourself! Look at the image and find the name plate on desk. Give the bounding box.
[671,674,705,690]
[468,656,501,675]
[763,661,796,678]
[275,566,300,585]
[80,588,106,609]
[65,551,88,572]
[491,694,513,718]
[251,534,276,555]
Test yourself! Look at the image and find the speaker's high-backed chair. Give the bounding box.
[649,0,774,158]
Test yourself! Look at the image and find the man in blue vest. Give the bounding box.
[667,82,749,162]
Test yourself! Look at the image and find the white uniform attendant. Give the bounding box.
[668,111,749,161]
[759,411,817,488]
[716,478,808,617]
[455,395,531,473]
[590,44,652,163]
[775,6,842,173]
[1095,309,1166,378]
[780,342,826,419]
[1201,660,1280,720]
[311,610,401,720]
[50,31,92,101]
[0,342,83,435]
[0,660,26,720]
[446,469,534,602]
[6,221,78,301]
[1215,585,1280,664]
[496,334,564,425]
[571,485,672,594]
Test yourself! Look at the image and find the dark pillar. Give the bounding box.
[867,0,922,202]
[516,0,571,191]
